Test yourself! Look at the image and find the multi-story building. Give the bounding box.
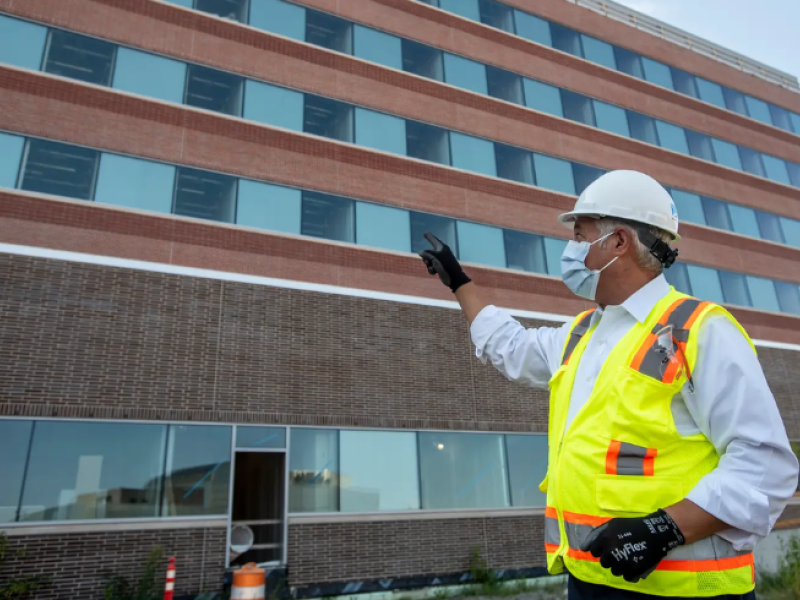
[1,0,799,597]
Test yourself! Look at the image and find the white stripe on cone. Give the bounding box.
[231,584,265,600]
[167,570,175,578]
[165,582,174,591]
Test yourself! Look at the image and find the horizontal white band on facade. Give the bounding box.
[0,517,227,537]
[289,506,546,525]
[2,242,798,351]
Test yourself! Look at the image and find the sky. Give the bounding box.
[611,0,799,80]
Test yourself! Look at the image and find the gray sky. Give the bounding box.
[611,0,799,80]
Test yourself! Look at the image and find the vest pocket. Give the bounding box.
[595,474,685,516]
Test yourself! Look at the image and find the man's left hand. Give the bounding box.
[580,509,685,583]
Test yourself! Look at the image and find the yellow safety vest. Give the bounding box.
[541,288,757,596]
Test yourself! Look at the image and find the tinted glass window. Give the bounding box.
[0,132,24,189]
[456,221,506,268]
[306,10,352,54]
[756,211,786,244]
[573,164,604,195]
[641,58,674,90]
[418,432,509,509]
[534,154,575,195]
[340,430,419,512]
[701,197,732,231]
[685,130,715,162]
[550,24,582,57]
[439,0,480,21]
[288,428,339,513]
[20,139,99,201]
[174,167,237,223]
[0,15,47,71]
[780,217,800,249]
[745,96,773,125]
[443,53,488,95]
[722,88,749,116]
[406,121,450,165]
[581,35,616,70]
[687,265,724,304]
[410,212,458,257]
[355,108,406,155]
[561,90,595,126]
[594,102,630,137]
[696,78,726,108]
[655,121,688,154]
[738,147,766,177]
[670,190,706,225]
[0,420,33,523]
[495,144,534,185]
[236,426,286,450]
[113,48,186,104]
[544,237,567,276]
[355,202,411,253]
[788,162,800,188]
[671,68,699,98]
[523,79,563,117]
[304,95,354,143]
[504,230,547,274]
[44,30,115,86]
[727,204,760,238]
[249,0,306,41]
[479,0,515,32]
[402,39,444,81]
[353,25,402,71]
[792,113,800,137]
[769,105,794,132]
[711,138,743,170]
[505,435,547,507]
[301,191,355,243]
[776,282,800,316]
[196,0,248,22]
[627,112,659,145]
[719,271,752,307]
[514,11,552,46]
[746,277,780,313]
[236,180,302,235]
[185,64,243,116]
[486,66,524,105]
[762,155,791,185]
[244,80,304,131]
[614,47,644,79]
[663,263,692,295]
[94,154,175,215]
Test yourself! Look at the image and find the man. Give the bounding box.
[419,170,798,599]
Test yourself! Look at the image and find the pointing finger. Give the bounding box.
[423,232,444,251]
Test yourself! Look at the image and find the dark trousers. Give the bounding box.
[568,575,757,600]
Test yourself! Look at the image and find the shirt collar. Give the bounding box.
[615,274,671,324]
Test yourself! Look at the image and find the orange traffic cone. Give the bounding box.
[231,563,265,600]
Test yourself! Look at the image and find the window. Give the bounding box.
[671,68,699,98]
[353,25,402,71]
[738,147,766,178]
[94,154,175,214]
[173,167,237,223]
[627,112,659,146]
[696,78,726,108]
[249,0,306,41]
[456,221,506,268]
[573,164,604,195]
[184,64,243,116]
[0,420,33,523]
[747,277,780,313]
[614,47,644,79]
[685,130,715,162]
[670,190,706,225]
[450,132,497,177]
[236,180,302,234]
[495,144,534,185]
[711,138,743,170]
[719,271,752,307]
[305,10,352,54]
[486,66,524,105]
[163,425,230,517]
[443,53,488,95]
[792,114,800,137]
[0,15,47,71]
[165,0,194,6]
[550,23,582,57]
[561,90,595,126]
[195,0,248,22]
[756,211,786,244]
[339,431,419,512]
[722,88,749,116]
[19,421,167,522]
[402,39,444,81]
[0,132,24,189]
[544,237,567,276]
[355,108,406,155]
[663,263,692,295]
[514,11,551,46]
[523,79,563,117]
[301,191,355,243]
[780,217,800,249]
[439,0,480,21]
[701,197,732,231]
[687,265,724,304]
[789,163,800,188]
[727,204,760,238]
[112,49,186,104]
[533,154,575,195]
[776,282,800,316]
[289,428,339,513]
[505,435,547,507]
[236,426,286,449]
[580,35,616,70]
[243,80,304,131]
[355,202,411,253]
[762,155,792,186]
[504,230,547,274]
[745,96,773,125]
[418,432,509,509]
[406,121,450,165]
[416,0,440,6]
[655,121,689,154]
[303,95,354,143]
[20,139,99,200]
[410,212,458,256]
[479,0,515,33]
[43,30,115,87]
[769,105,794,132]
[641,58,674,90]
[594,102,630,137]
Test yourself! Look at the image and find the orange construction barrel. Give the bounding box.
[231,563,265,600]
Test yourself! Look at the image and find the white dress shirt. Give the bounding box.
[471,274,799,551]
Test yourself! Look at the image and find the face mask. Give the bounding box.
[560,233,619,301]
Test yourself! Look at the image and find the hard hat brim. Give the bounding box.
[557,209,681,242]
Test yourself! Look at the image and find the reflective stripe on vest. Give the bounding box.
[561,310,595,366]
[605,440,657,476]
[544,506,561,554]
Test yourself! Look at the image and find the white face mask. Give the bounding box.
[560,233,619,301]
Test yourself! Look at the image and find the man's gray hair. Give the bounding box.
[596,218,672,274]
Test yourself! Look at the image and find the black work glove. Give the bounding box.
[419,232,471,293]
[580,509,685,583]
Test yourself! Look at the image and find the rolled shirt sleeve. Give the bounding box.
[683,315,799,551]
[470,305,571,389]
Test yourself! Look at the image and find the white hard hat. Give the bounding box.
[557,170,680,241]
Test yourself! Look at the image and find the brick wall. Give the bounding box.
[0,527,226,599]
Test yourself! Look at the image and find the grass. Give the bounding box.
[757,534,800,600]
